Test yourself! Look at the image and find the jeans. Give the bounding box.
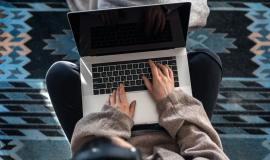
[45,50,222,141]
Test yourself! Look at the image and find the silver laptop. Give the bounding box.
[68,2,192,125]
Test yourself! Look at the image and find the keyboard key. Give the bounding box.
[104,66,109,71]
[119,71,124,75]
[101,72,107,77]
[106,83,112,88]
[124,81,130,86]
[98,67,103,72]
[115,76,120,82]
[94,90,99,95]
[93,78,102,83]
[162,61,168,65]
[125,70,130,75]
[106,89,111,94]
[109,77,114,82]
[175,82,179,87]
[127,75,132,80]
[103,77,108,83]
[143,68,148,73]
[113,82,118,88]
[127,64,132,69]
[121,76,126,81]
[121,64,127,70]
[137,69,142,74]
[168,60,176,65]
[107,72,112,76]
[133,75,139,80]
[116,65,121,70]
[133,64,138,68]
[110,66,115,71]
[92,67,98,72]
[94,84,106,89]
[131,69,136,74]
[139,63,144,68]
[130,81,135,86]
[136,80,142,85]
[93,73,101,78]
[113,71,118,76]
[172,66,177,70]
[100,89,105,94]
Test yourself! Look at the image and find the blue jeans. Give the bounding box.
[46,50,222,141]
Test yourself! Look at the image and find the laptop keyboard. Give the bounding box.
[91,22,172,49]
[92,57,179,95]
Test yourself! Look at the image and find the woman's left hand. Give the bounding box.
[107,84,136,119]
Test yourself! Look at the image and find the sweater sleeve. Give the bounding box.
[66,0,209,28]
[156,89,229,160]
[70,105,134,154]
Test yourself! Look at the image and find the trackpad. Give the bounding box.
[83,91,158,125]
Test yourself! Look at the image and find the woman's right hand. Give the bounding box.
[142,60,175,103]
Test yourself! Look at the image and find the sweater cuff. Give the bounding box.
[71,105,134,154]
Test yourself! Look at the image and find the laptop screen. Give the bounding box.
[68,3,191,57]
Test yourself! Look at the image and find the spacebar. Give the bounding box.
[125,86,147,92]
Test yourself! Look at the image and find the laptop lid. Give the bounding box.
[67,2,191,57]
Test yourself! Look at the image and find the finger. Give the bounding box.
[142,75,153,92]
[106,95,110,105]
[166,64,174,80]
[129,100,136,118]
[157,63,169,77]
[119,83,128,103]
[149,60,159,80]
[110,90,116,106]
[116,86,121,104]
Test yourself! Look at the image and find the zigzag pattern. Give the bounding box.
[187,28,237,54]
[0,6,32,34]
[43,30,79,61]
[246,3,270,86]
[0,139,23,160]
[0,32,31,56]
[0,6,32,79]
[0,55,30,79]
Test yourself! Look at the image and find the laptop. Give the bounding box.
[68,2,192,125]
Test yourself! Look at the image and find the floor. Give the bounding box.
[0,0,270,159]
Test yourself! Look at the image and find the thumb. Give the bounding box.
[129,100,136,118]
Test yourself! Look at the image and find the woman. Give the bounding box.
[46,0,229,159]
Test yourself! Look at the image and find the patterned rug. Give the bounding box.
[0,0,270,159]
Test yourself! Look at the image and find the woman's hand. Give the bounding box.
[107,84,136,119]
[142,60,175,103]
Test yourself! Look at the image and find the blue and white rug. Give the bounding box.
[0,0,270,159]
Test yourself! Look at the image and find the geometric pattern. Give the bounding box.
[246,3,270,87]
[0,80,70,160]
[1,0,270,160]
[0,6,32,80]
[44,30,79,61]
[187,28,237,54]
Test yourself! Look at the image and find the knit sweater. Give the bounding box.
[66,0,210,30]
[71,90,229,159]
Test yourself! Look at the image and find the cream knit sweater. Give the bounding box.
[66,0,210,30]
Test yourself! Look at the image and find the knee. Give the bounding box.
[189,49,223,72]
[45,61,79,86]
